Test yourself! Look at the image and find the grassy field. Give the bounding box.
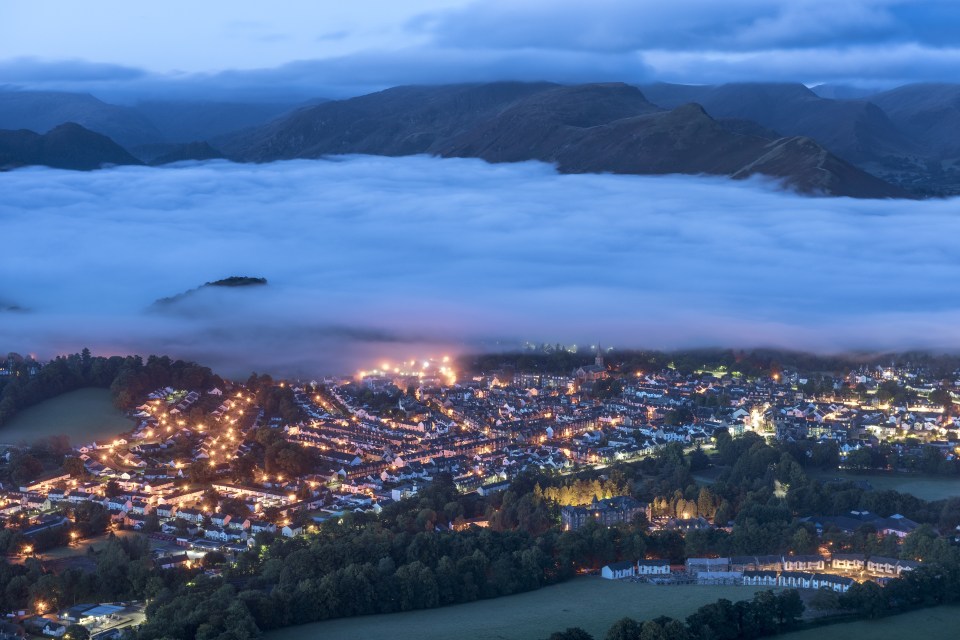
[266,578,770,640]
[695,467,960,502]
[0,388,133,445]
[37,529,140,560]
[812,470,960,502]
[783,606,960,640]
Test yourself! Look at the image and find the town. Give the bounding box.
[1,347,959,638]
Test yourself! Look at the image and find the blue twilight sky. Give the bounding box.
[1,0,959,101]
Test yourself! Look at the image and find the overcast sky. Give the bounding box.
[2,1,959,100]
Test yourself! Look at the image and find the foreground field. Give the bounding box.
[266,578,769,640]
[0,388,132,445]
[813,470,960,502]
[783,606,960,640]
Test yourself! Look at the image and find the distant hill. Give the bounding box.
[0,90,163,147]
[640,82,920,164]
[225,82,909,198]
[0,123,142,171]
[6,81,960,197]
[146,141,225,165]
[869,84,960,159]
[132,100,314,143]
[221,81,559,160]
[0,90,315,147]
[641,82,960,195]
[151,277,268,308]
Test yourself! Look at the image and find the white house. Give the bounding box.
[637,559,670,575]
[831,554,865,571]
[601,561,637,580]
[742,570,778,586]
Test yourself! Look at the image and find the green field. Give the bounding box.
[813,470,960,502]
[0,388,133,445]
[37,529,140,560]
[783,606,960,640]
[266,578,771,640]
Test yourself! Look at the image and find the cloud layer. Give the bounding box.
[3,1,960,99]
[2,156,960,377]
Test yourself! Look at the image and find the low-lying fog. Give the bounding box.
[2,156,959,377]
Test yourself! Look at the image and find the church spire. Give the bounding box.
[595,341,604,368]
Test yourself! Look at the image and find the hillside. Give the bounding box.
[0,123,142,170]
[227,82,909,198]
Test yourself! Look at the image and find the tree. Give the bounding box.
[63,456,87,478]
[64,624,90,640]
[9,453,43,486]
[605,617,642,640]
[810,588,840,611]
[688,448,710,472]
[547,629,594,640]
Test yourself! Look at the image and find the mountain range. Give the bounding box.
[2,82,960,198]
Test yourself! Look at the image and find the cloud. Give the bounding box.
[643,43,960,86]
[2,156,960,378]
[4,1,960,98]
[0,50,651,102]
[416,0,960,52]
[0,57,146,83]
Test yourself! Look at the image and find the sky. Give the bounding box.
[2,1,960,100]
[3,156,960,377]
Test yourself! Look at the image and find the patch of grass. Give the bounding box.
[783,606,960,640]
[0,388,133,445]
[812,470,960,502]
[266,578,772,640]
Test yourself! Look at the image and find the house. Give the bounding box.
[601,561,637,580]
[782,555,825,571]
[176,508,204,524]
[812,573,854,593]
[831,553,865,571]
[778,571,814,589]
[637,559,670,575]
[742,570,778,586]
[867,556,899,576]
[686,557,730,574]
[560,496,650,531]
[211,513,232,528]
[730,555,783,571]
[157,553,191,569]
[696,571,742,584]
[19,471,71,493]
[41,622,66,637]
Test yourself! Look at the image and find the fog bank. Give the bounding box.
[2,156,959,377]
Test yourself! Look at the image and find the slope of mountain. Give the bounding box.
[132,100,313,143]
[221,81,559,160]
[0,123,143,170]
[147,141,225,165]
[226,82,908,198]
[640,82,919,164]
[443,101,906,198]
[0,90,163,147]
[811,84,883,100]
[869,84,960,158]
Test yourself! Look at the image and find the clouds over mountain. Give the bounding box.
[2,156,960,377]
[3,1,960,99]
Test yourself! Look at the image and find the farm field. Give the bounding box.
[812,470,960,502]
[782,606,960,640]
[266,578,770,640]
[0,388,132,445]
